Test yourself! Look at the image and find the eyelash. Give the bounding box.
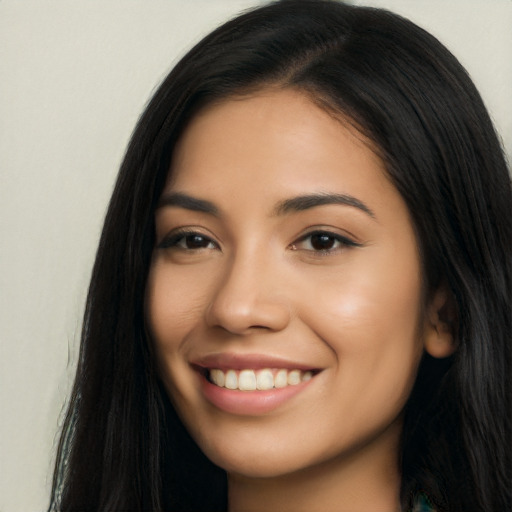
[157,228,360,254]
[157,229,218,251]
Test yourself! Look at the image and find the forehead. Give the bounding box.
[167,88,388,196]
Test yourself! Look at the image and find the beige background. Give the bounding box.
[1,1,510,510]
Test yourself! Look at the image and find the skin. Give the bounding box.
[146,88,453,512]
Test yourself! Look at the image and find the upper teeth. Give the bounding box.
[209,368,313,391]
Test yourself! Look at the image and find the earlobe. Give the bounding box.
[423,285,458,358]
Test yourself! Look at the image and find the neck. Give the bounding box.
[228,422,402,512]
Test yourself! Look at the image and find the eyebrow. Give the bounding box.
[157,192,219,215]
[157,191,375,219]
[273,193,375,218]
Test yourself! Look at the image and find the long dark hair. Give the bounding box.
[50,1,511,510]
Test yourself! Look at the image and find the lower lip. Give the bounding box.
[199,373,315,415]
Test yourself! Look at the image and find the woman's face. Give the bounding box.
[146,88,431,478]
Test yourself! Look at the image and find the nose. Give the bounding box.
[205,252,291,335]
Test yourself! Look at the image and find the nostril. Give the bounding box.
[205,273,291,334]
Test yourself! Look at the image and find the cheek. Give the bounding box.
[145,263,209,401]
[304,253,422,342]
[146,262,209,344]
[301,250,424,407]
[145,264,215,424]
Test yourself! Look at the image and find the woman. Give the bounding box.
[49,1,511,511]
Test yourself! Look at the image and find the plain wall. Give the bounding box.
[1,1,510,510]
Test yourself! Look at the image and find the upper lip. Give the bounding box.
[191,352,320,371]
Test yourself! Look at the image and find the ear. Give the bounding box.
[423,284,458,358]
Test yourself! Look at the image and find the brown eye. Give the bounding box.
[310,233,337,251]
[183,234,212,249]
[291,230,361,253]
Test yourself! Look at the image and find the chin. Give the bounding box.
[192,430,331,480]
[192,433,284,475]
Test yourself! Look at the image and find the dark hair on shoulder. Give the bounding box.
[50,1,511,510]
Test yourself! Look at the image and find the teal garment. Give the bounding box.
[412,492,435,512]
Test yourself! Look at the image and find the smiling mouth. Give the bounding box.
[204,368,317,391]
